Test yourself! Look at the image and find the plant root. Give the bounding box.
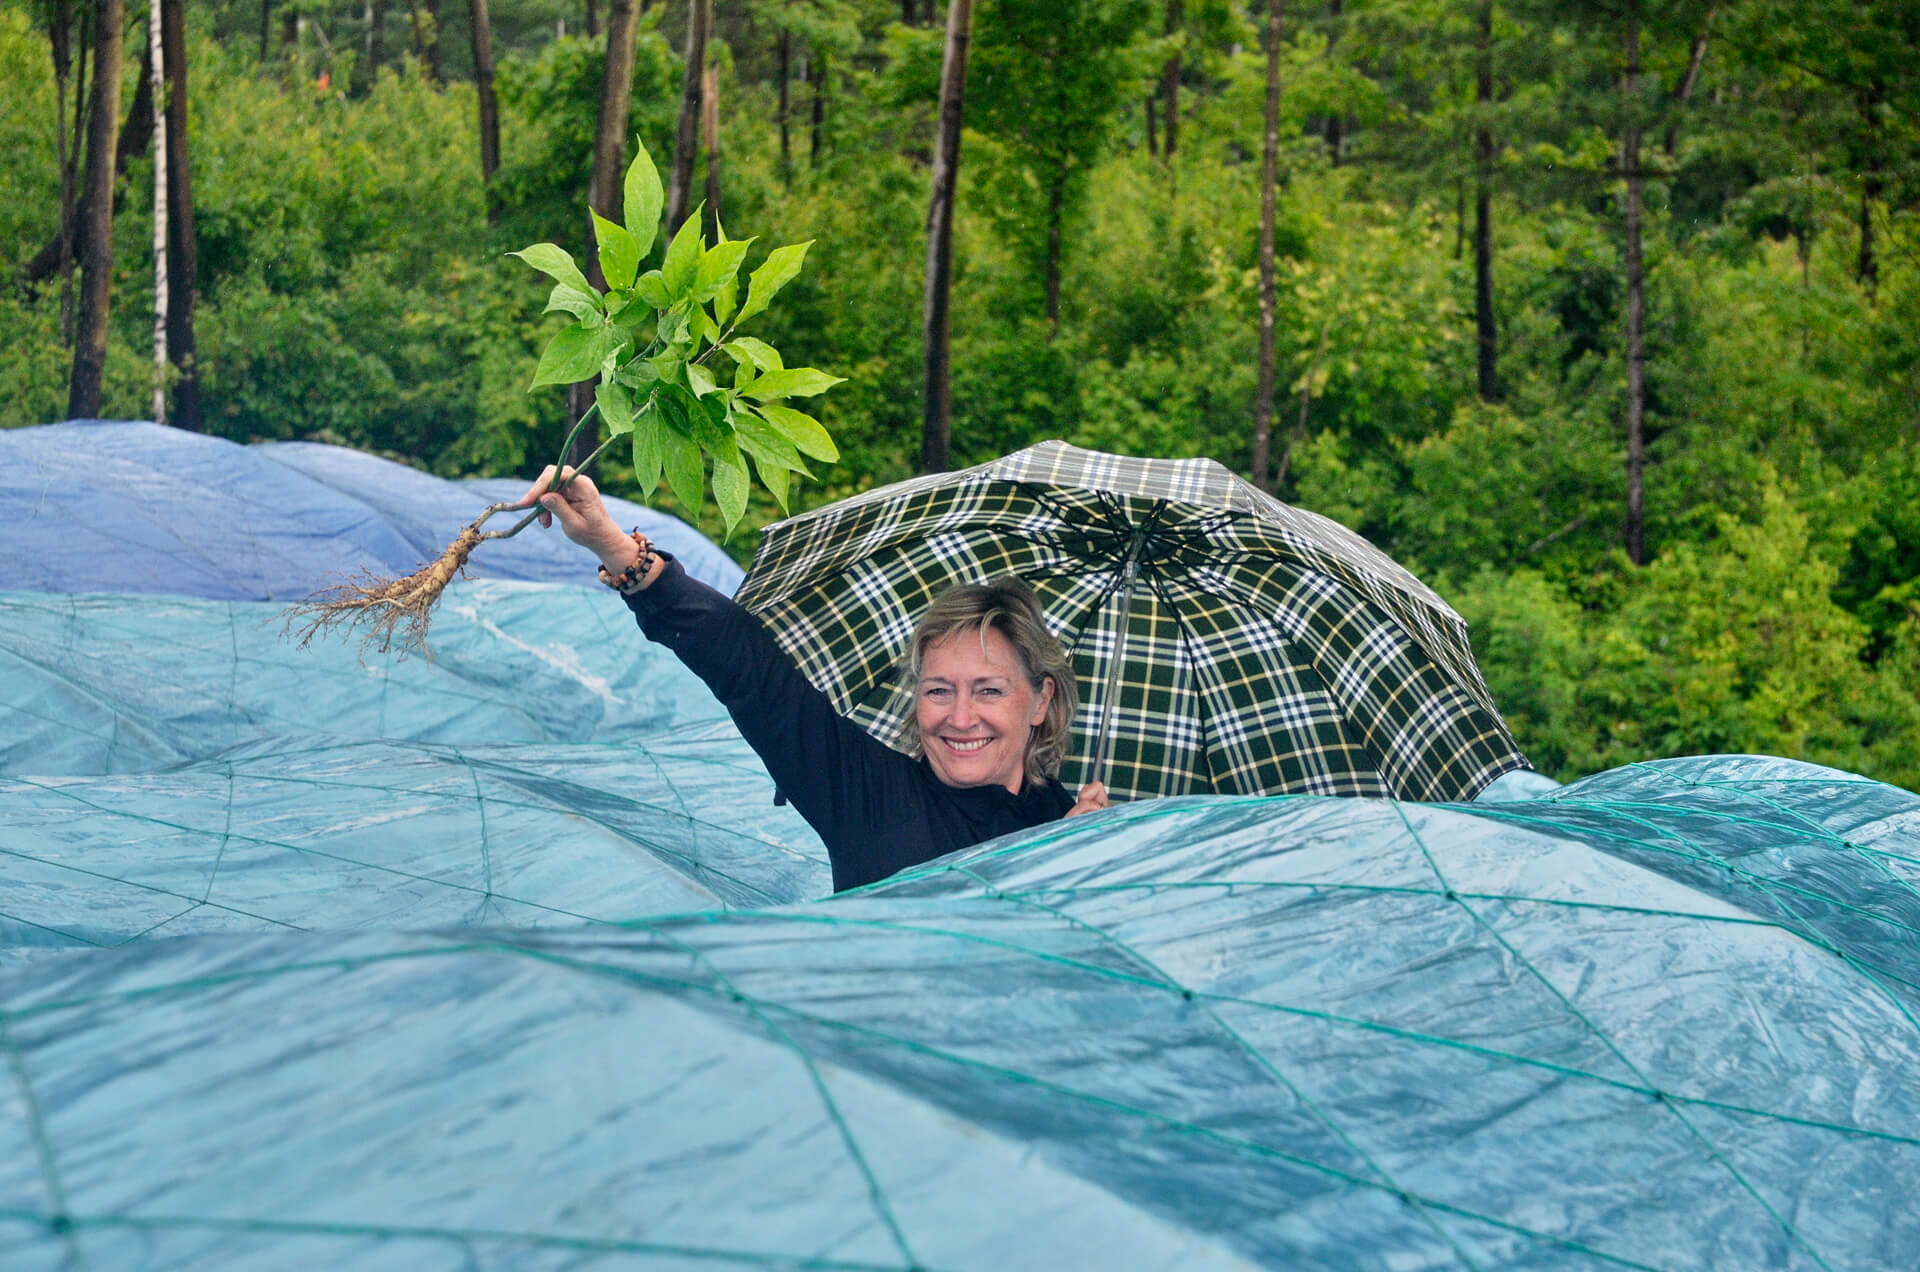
[284,524,483,659]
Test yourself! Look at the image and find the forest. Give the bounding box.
[1,0,1917,789]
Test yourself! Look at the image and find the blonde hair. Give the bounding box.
[908,576,1077,783]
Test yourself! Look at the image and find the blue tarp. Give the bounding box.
[3,422,1917,1270]
[0,420,742,599]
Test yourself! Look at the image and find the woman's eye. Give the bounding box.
[979,687,1003,698]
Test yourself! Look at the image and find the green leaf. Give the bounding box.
[529,322,607,389]
[687,362,719,398]
[711,440,750,539]
[595,380,635,437]
[758,403,840,461]
[692,238,754,303]
[714,272,739,327]
[633,270,672,310]
[622,141,664,260]
[734,404,810,475]
[544,282,602,324]
[608,290,652,328]
[616,356,661,389]
[631,399,664,497]
[743,367,845,402]
[664,383,729,448]
[661,205,706,301]
[724,337,783,373]
[687,303,720,347]
[657,398,707,517]
[737,241,811,325]
[592,212,641,291]
[511,243,596,300]
[755,454,791,515]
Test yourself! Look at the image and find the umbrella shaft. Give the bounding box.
[1089,527,1148,790]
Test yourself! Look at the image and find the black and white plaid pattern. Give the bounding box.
[736,442,1529,802]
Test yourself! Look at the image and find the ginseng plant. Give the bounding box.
[287,138,842,657]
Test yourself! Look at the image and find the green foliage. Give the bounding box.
[513,141,841,537]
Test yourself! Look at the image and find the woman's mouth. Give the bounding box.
[943,737,993,753]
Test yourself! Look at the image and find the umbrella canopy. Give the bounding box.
[737,441,1529,802]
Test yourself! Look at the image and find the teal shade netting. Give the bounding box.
[3,423,1918,1270]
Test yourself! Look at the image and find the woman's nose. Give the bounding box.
[948,693,978,727]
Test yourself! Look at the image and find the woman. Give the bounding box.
[524,467,1109,891]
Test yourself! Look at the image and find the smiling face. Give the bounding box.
[915,625,1055,794]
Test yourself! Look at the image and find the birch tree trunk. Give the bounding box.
[921,0,975,474]
[49,0,80,344]
[1250,0,1284,492]
[68,0,124,420]
[149,0,168,426]
[163,0,202,432]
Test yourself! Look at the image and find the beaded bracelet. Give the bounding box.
[597,528,658,594]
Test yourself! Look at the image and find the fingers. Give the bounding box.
[1065,780,1110,819]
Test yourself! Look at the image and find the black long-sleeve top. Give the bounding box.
[624,557,1075,892]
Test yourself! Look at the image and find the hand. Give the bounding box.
[518,466,633,571]
[1065,780,1109,818]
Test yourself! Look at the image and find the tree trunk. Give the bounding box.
[23,59,152,289]
[1663,5,1713,157]
[469,0,500,221]
[1251,0,1283,492]
[48,0,80,343]
[777,30,791,185]
[162,0,202,432]
[1323,0,1343,163]
[590,0,641,235]
[1160,0,1181,158]
[407,0,441,81]
[68,0,125,420]
[921,0,975,474]
[810,49,826,165]
[1145,94,1158,156]
[576,0,641,470]
[1622,0,1647,566]
[1474,0,1497,402]
[702,62,723,239]
[366,0,385,76]
[149,0,168,426]
[586,0,601,37]
[666,0,709,232]
[1857,81,1883,300]
[259,0,271,62]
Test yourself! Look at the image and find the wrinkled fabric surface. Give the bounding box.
[0,421,742,599]
[2,757,1917,1270]
[3,426,1916,1270]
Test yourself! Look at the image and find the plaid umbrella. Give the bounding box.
[735,441,1530,803]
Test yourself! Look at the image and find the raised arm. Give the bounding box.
[519,466,914,865]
